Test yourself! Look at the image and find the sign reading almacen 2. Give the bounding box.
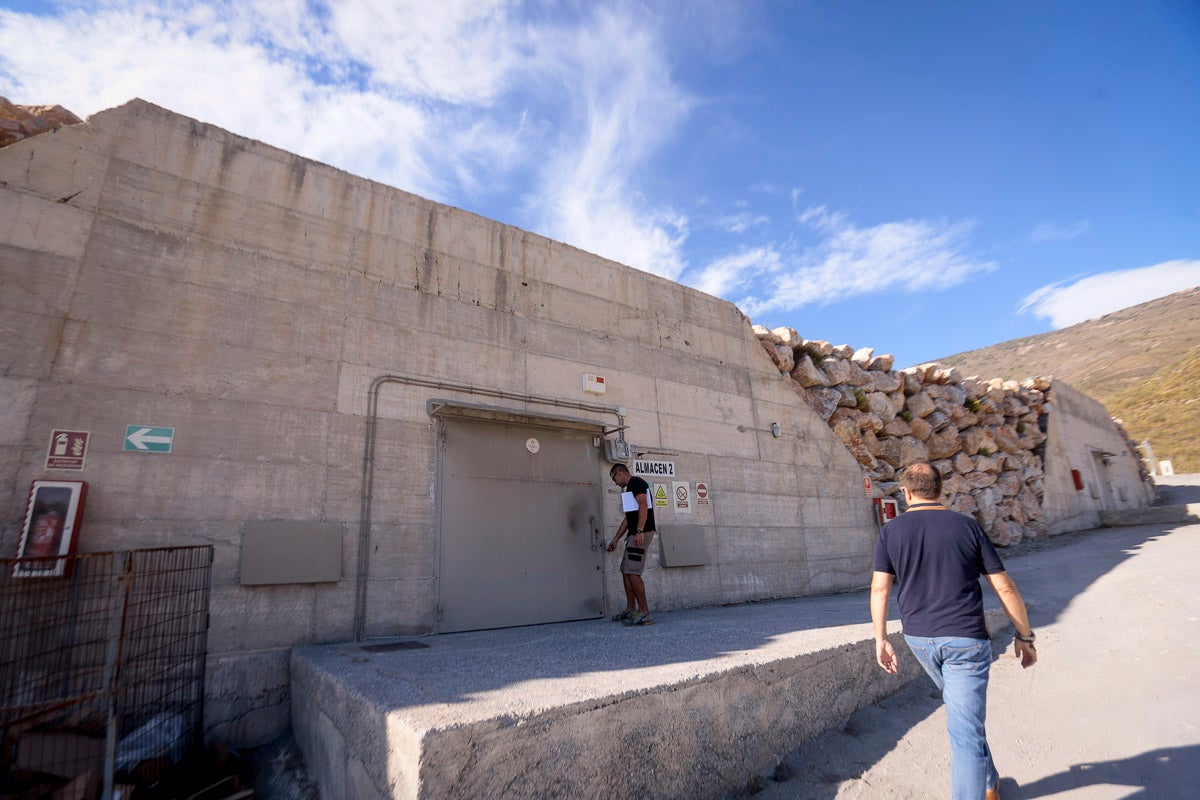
[633,460,675,477]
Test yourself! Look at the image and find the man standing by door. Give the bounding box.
[871,462,1038,800]
[608,463,655,626]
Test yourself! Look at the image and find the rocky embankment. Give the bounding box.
[755,326,1050,545]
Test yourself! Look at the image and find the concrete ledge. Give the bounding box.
[1099,504,1200,528]
[291,596,1013,800]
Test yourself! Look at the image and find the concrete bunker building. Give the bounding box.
[0,100,1152,749]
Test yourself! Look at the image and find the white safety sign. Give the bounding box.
[672,481,691,513]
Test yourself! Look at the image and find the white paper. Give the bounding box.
[621,491,638,512]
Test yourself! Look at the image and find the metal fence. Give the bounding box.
[0,546,213,799]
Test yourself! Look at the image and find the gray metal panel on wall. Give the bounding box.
[240,521,342,585]
[657,524,710,567]
[438,417,604,632]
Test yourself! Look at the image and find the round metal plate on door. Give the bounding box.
[525,437,540,454]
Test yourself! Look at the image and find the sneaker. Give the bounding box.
[611,609,635,622]
[623,611,654,626]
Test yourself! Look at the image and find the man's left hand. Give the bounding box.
[1014,639,1037,668]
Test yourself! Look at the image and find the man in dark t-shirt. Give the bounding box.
[871,462,1037,800]
[608,463,656,625]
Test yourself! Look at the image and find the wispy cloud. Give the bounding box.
[1019,260,1200,328]
[695,206,995,316]
[1029,219,1090,243]
[688,246,782,297]
[714,211,770,234]
[528,7,694,279]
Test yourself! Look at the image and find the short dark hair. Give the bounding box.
[609,463,629,477]
[900,462,942,500]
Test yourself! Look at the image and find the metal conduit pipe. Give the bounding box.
[354,374,625,641]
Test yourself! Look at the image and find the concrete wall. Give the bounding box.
[1041,381,1155,534]
[0,100,875,746]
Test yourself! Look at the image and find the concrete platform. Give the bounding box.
[1100,503,1200,527]
[291,587,1011,800]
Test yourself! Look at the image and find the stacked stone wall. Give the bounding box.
[754,325,1051,545]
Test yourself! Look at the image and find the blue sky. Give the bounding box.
[3,1,1198,368]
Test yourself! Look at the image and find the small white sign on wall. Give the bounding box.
[672,481,691,513]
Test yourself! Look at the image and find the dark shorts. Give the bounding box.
[620,531,655,576]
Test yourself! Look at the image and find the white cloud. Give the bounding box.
[688,246,782,297]
[1019,260,1200,328]
[327,0,521,105]
[0,1,452,197]
[0,0,698,272]
[720,208,995,316]
[1030,219,1090,243]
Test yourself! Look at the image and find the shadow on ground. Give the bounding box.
[1016,744,1200,799]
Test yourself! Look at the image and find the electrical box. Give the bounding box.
[582,373,606,395]
[873,497,899,528]
[604,439,633,462]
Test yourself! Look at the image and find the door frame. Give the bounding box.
[430,400,609,632]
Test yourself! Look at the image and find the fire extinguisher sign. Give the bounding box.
[46,430,90,470]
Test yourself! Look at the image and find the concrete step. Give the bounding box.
[291,596,1009,800]
[1100,503,1200,528]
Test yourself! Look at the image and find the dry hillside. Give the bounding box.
[938,287,1200,473]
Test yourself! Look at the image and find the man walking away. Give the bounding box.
[871,462,1038,800]
[607,463,656,626]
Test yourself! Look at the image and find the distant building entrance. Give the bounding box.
[436,415,604,632]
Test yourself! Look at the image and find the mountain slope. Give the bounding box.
[938,287,1200,472]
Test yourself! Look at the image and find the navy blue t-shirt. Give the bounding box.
[873,508,1006,639]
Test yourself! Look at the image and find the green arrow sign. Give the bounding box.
[124,425,174,453]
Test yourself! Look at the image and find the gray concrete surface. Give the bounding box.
[1153,473,1200,506]
[290,592,972,800]
[740,477,1200,799]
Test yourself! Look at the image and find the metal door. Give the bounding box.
[437,418,604,632]
[1090,450,1115,509]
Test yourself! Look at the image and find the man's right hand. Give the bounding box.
[876,638,899,674]
[607,538,618,552]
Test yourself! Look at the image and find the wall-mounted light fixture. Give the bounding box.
[737,422,785,438]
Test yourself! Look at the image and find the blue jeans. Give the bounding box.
[905,635,999,799]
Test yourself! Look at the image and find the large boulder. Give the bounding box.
[791,353,830,387]
[869,370,902,393]
[821,357,857,386]
[961,427,999,456]
[905,391,936,418]
[867,391,897,423]
[801,339,834,359]
[772,344,795,373]
[802,387,841,421]
[926,428,962,459]
[851,346,875,367]
[771,326,803,348]
[899,436,931,465]
[908,415,934,440]
[870,353,896,371]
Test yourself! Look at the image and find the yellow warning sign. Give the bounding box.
[652,483,670,509]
